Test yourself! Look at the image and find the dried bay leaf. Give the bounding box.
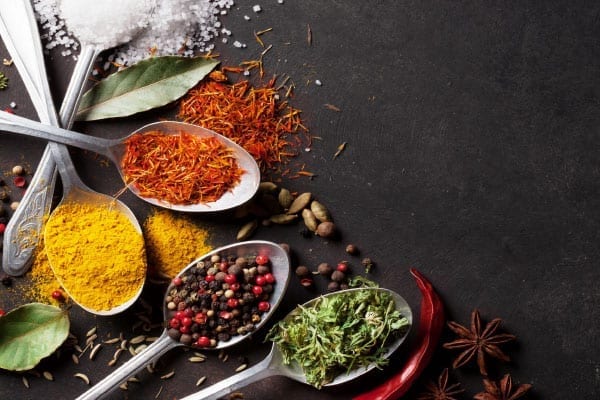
[0,303,70,371]
[76,56,219,121]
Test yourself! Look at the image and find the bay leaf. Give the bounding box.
[76,56,219,121]
[0,303,70,371]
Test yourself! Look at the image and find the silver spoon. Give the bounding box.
[0,0,149,276]
[75,240,291,400]
[0,112,261,212]
[180,287,413,400]
[0,0,61,275]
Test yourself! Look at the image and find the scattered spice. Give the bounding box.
[0,72,8,90]
[353,269,445,400]
[178,72,308,176]
[443,309,516,376]
[121,131,243,205]
[44,202,146,312]
[143,210,212,279]
[25,237,66,305]
[474,374,532,400]
[333,142,347,159]
[417,368,463,400]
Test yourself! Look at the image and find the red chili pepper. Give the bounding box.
[353,268,445,400]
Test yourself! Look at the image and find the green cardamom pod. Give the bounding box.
[278,188,294,209]
[269,214,298,224]
[310,200,332,222]
[236,219,258,240]
[287,192,312,214]
[301,208,319,232]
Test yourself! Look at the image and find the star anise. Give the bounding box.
[443,309,516,376]
[474,373,532,400]
[417,368,464,400]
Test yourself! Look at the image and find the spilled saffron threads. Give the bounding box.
[121,130,243,205]
[177,72,308,176]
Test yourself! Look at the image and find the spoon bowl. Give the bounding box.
[44,183,146,316]
[0,112,261,212]
[179,287,413,400]
[74,240,291,400]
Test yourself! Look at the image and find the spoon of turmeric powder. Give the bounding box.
[74,240,291,400]
[0,112,261,212]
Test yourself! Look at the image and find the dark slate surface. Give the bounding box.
[1,1,599,399]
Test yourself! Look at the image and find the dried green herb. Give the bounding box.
[76,56,219,121]
[0,303,70,371]
[267,287,410,389]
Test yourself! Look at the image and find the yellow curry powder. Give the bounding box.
[44,202,146,312]
[143,210,212,279]
[25,236,66,305]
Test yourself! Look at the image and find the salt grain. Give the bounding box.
[253,5,262,13]
[33,0,235,67]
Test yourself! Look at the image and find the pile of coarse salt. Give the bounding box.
[33,0,235,68]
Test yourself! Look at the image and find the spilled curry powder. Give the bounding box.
[25,236,66,305]
[143,210,212,279]
[44,202,146,312]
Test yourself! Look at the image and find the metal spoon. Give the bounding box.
[0,112,261,212]
[180,287,413,400]
[0,0,60,275]
[0,0,148,276]
[75,240,291,400]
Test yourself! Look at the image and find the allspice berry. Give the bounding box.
[295,265,310,277]
[317,262,333,276]
[345,244,359,255]
[315,221,336,238]
[331,270,346,282]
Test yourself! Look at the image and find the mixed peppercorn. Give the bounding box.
[165,252,276,348]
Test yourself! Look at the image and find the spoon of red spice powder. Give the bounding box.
[0,113,261,212]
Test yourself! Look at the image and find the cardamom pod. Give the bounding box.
[237,219,258,240]
[278,188,293,209]
[258,181,278,193]
[287,192,312,214]
[269,214,298,224]
[301,208,319,232]
[310,200,332,222]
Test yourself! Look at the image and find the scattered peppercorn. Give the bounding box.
[51,290,65,302]
[331,270,346,283]
[295,265,310,277]
[0,190,9,203]
[0,223,6,235]
[0,309,5,317]
[13,176,26,188]
[316,262,333,276]
[315,221,336,238]
[11,165,24,175]
[10,201,19,210]
[345,244,359,255]
[336,261,349,273]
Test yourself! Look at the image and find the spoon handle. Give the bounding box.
[0,0,60,275]
[0,110,112,157]
[180,348,281,400]
[76,331,179,400]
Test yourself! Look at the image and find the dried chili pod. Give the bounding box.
[287,192,312,215]
[353,268,445,400]
[310,200,332,222]
[301,208,319,232]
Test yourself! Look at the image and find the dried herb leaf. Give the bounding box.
[0,303,70,371]
[76,56,219,121]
